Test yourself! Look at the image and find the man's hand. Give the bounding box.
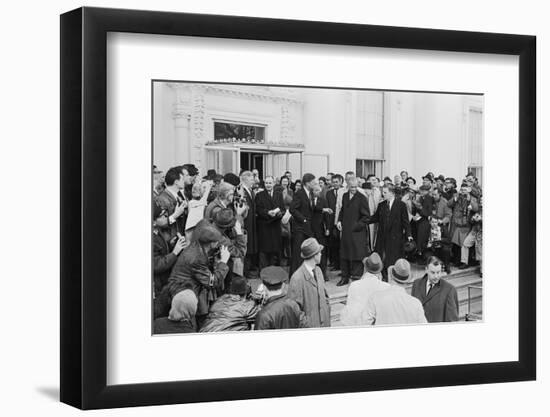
[219,245,230,263]
[325,229,330,236]
[235,204,247,217]
[322,208,333,215]
[408,236,413,241]
[336,221,342,232]
[268,209,276,217]
[173,201,187,219]
[233,219,243,235]
[172,235,187,255]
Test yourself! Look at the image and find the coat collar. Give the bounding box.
[419,274,442,304]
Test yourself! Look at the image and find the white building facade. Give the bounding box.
[154,82,483,183]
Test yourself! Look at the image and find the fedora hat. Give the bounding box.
[300,237,324,259]
[214,208,236,230]
[362,252,383,274]
[388,258,412,284]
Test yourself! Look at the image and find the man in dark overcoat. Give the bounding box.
[289,173,316,277]
[239,170,258,277]
[255,175,285,269]
[336,177,370,285]
[368,184,412,280]
[411,255,459,322]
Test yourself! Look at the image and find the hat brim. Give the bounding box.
[215,218,236,229]
[388,265,413,284]
[300,244,324,258]
[364,264,383,274]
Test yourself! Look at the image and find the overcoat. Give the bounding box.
[255,189,285,253]
[152,231,177,295]
[411,274,459,322]
[240,186,258,255]
[338,191,370,261]
[289,264,331,327]
[165,243,229,316]
[368,199,412,268]
[289,188,314,237]
[254,294,303,330]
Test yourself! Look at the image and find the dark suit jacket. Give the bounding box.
[411,274,459,322]
[255,189,285,253]
[155,189,186,240]
[325,187,339,227]
[368,199,411,268]
[289,188,314,237]
[240,186,258,255]
[311,195,330,244]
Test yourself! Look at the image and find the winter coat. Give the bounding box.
[338,191,370,261]
[289,264,331,328]
[254,294,303,330]
[255,189,285,253]
[199,294,260,332]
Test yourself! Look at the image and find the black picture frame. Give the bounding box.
[60,6,536,410]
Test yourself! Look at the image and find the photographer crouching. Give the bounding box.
[154,225,231,329]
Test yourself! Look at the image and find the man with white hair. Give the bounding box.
[336,176,370,286]
[364,258,427,325]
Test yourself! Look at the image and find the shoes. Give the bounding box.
[458,262,469,270]
[336,278,350,286]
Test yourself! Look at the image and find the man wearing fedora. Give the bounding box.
[340,252,390,326]
[210,208,248,291]
[411,256,459,322]
[159,226,231,324]
[254,266,304,330]
[199,276,260,332]
[288,238,331,328]
[364,258,427,325]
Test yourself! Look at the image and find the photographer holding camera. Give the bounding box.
[155,226,231,326]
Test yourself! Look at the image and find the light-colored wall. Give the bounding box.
[153,83,177,172]
[153,83,483,184]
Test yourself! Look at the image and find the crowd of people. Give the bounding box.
[152,163,482,333]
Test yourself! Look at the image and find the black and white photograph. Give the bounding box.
[151,81,484,334]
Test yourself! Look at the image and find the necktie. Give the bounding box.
[427,283,434,295]
[309,192,314,209]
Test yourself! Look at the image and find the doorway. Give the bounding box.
[240,152,264,178]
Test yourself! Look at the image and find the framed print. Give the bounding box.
[60,6,536,410]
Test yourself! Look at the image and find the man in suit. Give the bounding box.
[367,184,413,281]
[336,177,370,286]
[288,238,331,328]
[155,166,192,241]
[326,174,343,271]
[289,173,317,276]
[239,170,258,277]
[255,175,285,269]
[411,255,459,322]
[311,181,332,279]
